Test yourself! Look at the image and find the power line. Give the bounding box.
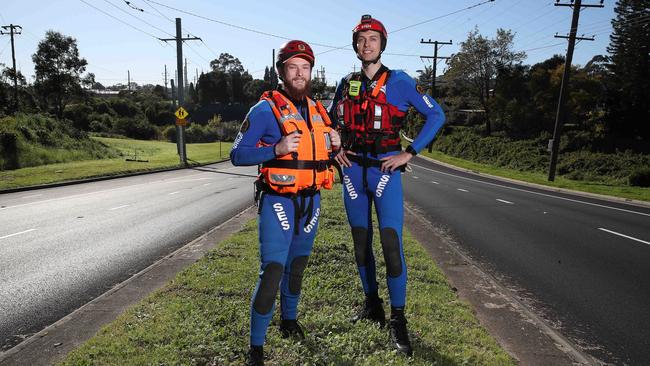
[391,0,495,33]
[78,0,165,42]
[102,0,174,38]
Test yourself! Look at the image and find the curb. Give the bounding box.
[0,158,230,194]
[416,154,650,208]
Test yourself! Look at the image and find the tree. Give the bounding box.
[210,53,244,74]
[445,27,525,135]
[32,31,90,118]
[606,0,650,140]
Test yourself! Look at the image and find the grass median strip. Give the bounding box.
[60,188,514,365]
[0,137,232,190]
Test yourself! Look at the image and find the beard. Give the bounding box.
[283,77,311,101]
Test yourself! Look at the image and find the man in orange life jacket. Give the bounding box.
[330,15,446,356]
[231,40,341,366]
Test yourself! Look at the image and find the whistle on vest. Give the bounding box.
[349,80,361,97]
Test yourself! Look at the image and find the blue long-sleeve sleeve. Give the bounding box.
[230,101,281,166]
[386,71,446,153]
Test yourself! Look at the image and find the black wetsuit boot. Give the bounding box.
[389,307,412,356]
[245,345,264,366]
[351,292,386,327]
[279,319,306,340]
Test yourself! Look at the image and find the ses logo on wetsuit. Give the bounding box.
[344,175,358,200]
[376,174,391,197]
[273,203,290,231]
[304,208,320,233]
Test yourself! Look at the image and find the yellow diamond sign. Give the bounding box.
[175,107,189,120]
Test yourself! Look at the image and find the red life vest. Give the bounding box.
[335,70,405,154]
[258,91,335,195]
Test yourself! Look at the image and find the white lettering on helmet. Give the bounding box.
[376,174,391,197]
[304,208,320,233]
[273,202,290,231]
[422,95,434,109]
[344,175,358,200]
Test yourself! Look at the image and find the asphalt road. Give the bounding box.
[403,157,650,364]
[0,162,257,351]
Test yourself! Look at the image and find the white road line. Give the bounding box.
[0,229,36,240]
[496,199,514,204]
[431,181,439,184]
[457,188,469,192]
[411,163,650,217]
[412,176,419,179]
[598,228,650,246]
[168,191,180,195]
[109,205,130,211]
[21,194,43,199]
[203,183,212,186]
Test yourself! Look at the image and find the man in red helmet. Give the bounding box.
[231,40,340,366]
[330,15,446,356]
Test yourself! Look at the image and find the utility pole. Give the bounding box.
[170,79,176,109]
[163,65,168,98]
[127,70,131,91]
[420,39,452,152]
[1,24,22,113]
[184,58,188,95]
[548,0,603,181]
[159,18,201,166]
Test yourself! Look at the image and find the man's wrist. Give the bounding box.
[405,145,417,156]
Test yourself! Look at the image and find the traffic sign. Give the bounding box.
[175,107,189,120]
[175,118,188,126]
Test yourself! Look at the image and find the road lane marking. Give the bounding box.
[457,188,469,192]
[21,194,43,199]
[431,181,439,184]
[168,191,180,195]
[0,229,36,240]
[496,199,514,204]
[411,163,650,217]
[109,205,130,211]
[203,183,212,186]
[412,176,419,179]
[598,228,650,246]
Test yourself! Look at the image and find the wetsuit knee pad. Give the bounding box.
[253,262,283,314]
[288,256,309,295]
[380,228,402,277]
[351,227,369,266]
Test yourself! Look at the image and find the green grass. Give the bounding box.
[420,149,650,203]
[59,189,514,366]
[0,137,231,190]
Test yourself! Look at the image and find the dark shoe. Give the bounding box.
[279,319,305,340]
[245,345,264,366]
[351,294,385,327]
[389,307,412,356]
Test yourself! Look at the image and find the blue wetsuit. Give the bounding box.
[331,66,445,308]
[231,94,321,347]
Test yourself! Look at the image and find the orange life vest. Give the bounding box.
[259,91,335,195]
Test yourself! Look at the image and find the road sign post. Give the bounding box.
[175,107,189,165]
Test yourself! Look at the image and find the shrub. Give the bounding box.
[629,168,650,187]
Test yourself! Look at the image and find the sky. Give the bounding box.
[0,0,617,88]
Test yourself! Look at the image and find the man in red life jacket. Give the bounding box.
[331,15,446,356]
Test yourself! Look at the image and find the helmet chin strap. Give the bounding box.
[358,51,382,67]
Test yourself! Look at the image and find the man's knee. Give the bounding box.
[352,226,369,266]
[288,256,309,295]
[253,262,283,314]
[380,228,402,277]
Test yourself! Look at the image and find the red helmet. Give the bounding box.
[275,40,315,72]
[352,14,387,53]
